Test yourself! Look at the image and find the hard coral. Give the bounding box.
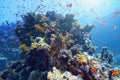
[31,37,51,50]
[31,43,38,49]
[0,78,3,80]
[112,70,119,77]
[76,54,87,64]
[57,49,72,70]
[47,67,82,80]
[35,24,44,33]
[20,44,29,52]
[47,67,62,80]
[59,33,74,49]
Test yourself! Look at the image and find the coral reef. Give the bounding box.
[0,11,120,80]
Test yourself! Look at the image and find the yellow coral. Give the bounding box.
[31,43,37,49]
[35,24,44,32]
[47,71,54,80]
[66,40,74,47]
[20,44,29,52]
[118,70,120,75]
[76,54,87,63]
[59,33,69,43]
[47,67,62,80]
[0,78,3,80]
[59,33,73,48]
[53,67,62,77]
[31,37,51,51]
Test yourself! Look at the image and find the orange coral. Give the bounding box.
[35,24,44,32]
[90,67,97,75]
[112,70,119,77]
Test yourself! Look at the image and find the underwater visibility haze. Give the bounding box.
[0,0,120,80]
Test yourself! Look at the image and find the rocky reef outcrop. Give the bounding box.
[0,11,120,80]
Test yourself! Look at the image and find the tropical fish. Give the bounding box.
[45,28,51,33]
[90,9,94,12]
[40,0,43,2]
[96,16,99,19]
[37,5,40,9]
[100,21,106,26]
[15,13,18,16]
[66,3,72,8]
[113,11,120,17]
[114,11,120,15]
[6,20,9,25]
[113,25,117,30]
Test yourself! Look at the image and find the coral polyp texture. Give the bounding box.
[0,11,120,80]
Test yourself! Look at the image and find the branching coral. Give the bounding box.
[59,33,74,49]
[76,54,87,64]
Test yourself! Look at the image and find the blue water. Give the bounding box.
[0,0,120,66]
